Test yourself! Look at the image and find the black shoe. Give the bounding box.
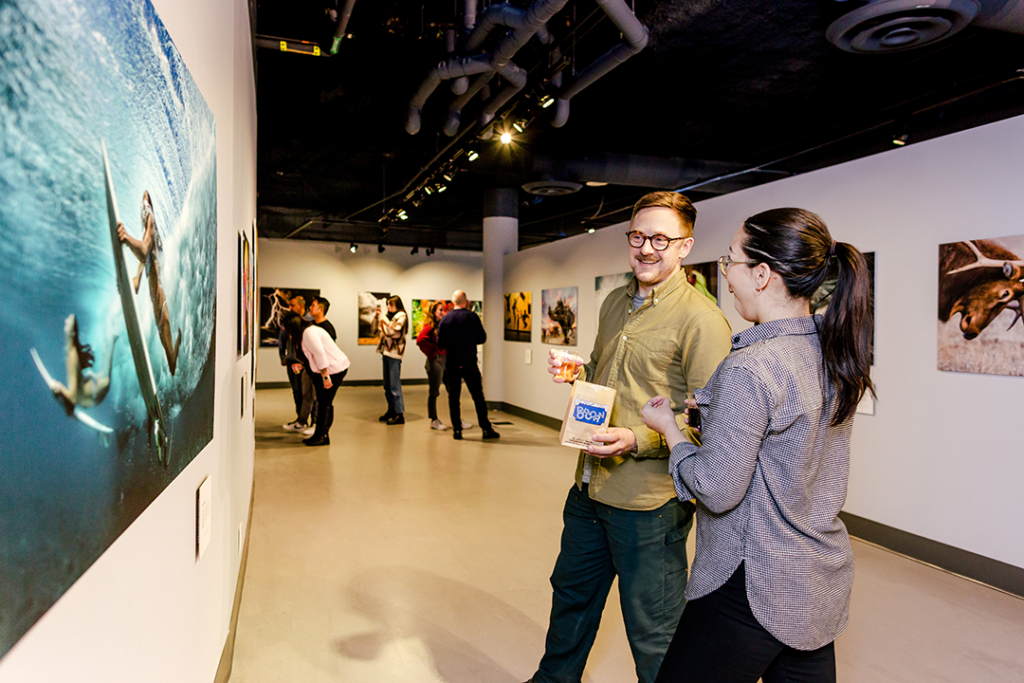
[303,434,330,446]
[378,411,395,422]
[386,413,405,425]
[452,430,462,440]
[482,428,501,440]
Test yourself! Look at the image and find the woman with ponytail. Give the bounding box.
[641,208,873,683]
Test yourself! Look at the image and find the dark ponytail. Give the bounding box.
[742,208,874,425]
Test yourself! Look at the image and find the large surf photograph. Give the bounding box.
[0,0,217,657]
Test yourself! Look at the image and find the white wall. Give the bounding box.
[0,0,257,680]
[503,114,1024,571]
[256,238,484,383]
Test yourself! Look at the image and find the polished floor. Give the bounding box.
[231,386,1024,683]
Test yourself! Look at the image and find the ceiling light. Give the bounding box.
[411,246,419,255]
[587,227,596,234]
[350,243,357,253]
[585,181,608,187]
[892,133,908,146]
[378,244,385,253]
[442,171,454,182]
[500,132,512,145]
[541,97,554,109]
[397,210,408,220]
[467,150,479,161]
[424,186,434,195]
[437,184,447,193]
[512,122,523,133]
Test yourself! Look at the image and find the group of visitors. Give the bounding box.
[524,191,873,683]
[278,288,498,446]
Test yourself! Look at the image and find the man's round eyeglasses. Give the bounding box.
[626,231,685,251]
[717,255,759,276]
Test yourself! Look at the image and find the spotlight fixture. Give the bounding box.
[350,243,358,253]
[467,150,479,162]
[500,132,512,144]
[892,133,908,146]
[588,226,596,234]
[378,244,385,253]
[512,121,523,133]
[426,247,435,256]
[437,184,447,193]
[424,186,434,195]
[540,96,554,109]
[442,171,454,182]
[411,246,419,255]
[397,209,408,220]
[585,181,608,187]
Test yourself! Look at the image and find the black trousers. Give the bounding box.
[310,369,347,439]
[286,363,303,419]
[655,563,836,683]
[444,359,491,430]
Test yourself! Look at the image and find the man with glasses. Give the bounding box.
[527,192,732,683]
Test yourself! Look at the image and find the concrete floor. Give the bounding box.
[230,386,1024,683]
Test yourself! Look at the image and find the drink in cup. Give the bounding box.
[556,350,576,381]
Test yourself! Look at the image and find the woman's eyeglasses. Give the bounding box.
[717,255,759,276]
[626,231,685,251]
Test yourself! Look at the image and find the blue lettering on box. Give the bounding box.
[573,400,608,426]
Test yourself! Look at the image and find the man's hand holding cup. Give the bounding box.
[548,349,582,383]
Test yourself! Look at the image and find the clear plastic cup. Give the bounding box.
[556,350,576,381]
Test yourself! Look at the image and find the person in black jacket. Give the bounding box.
[435,290,499,441]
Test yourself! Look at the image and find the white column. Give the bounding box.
[481,188,518,403]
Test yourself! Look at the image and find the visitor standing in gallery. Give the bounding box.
[527,192,732,683]
[416,300,449,431]
[641,208,874,683]
[436,290,499,441]
[375,295,408,425]
[284,314,350,447]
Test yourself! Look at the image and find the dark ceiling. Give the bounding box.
[254,0,1024,251]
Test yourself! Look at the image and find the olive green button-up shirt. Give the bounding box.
[577,268,732,510]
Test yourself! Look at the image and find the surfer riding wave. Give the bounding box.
[32,313,118,417]
[117,190,182,375]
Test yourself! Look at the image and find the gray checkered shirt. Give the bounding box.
[669,315,854,651]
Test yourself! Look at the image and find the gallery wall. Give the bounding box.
[0,0,257,680]
[502,113,1024,573]
[256,238,484,384]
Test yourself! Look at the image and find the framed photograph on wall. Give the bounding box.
[938,237,1024,376]
[595,272,632,334]
[542,287,578,346]
[259,287,320,347]
[683,260,720,305]
[504,292,531,342]
[358,291,390,345]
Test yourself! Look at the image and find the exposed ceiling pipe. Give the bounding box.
[445,71,497,136]
[465,3,530,52]
[465,0,478,31]
[479,62,529,127]
[557,0,649,104]
[329,0,358,54]
[406,55,494,134]
[530,153,741,189]
[446,30,469,95]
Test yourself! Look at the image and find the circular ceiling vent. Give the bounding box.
[826,0,979,53]
[521,180,583,196]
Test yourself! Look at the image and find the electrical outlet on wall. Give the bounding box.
[525,349,532,365]
[238,522,245,555]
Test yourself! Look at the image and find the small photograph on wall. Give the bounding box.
[938,237,1024,377]
[259,287,320,347]
[683,261,720,305]
[542,287,579,346]
[595,272,633,333]
[243,232,253,355]
[504,292,532,342]
[358,291,390,345]
[0,0,216,658]
[812,252,876,364]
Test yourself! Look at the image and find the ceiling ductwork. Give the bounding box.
[521,180,583,195]
[827,0,1024,53]
[530,153,742,190]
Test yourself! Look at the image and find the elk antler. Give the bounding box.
[1006,300,1023,331]
[946,241,1024,280]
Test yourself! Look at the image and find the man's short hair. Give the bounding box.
[313,296,330,313]
[291,296,306,310]
[630,191,697,238]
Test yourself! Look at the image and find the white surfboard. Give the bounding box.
[29,347,113,435]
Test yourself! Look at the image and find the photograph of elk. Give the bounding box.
[938,236,1024,377]
[504,291,532,342]
[542,287,578,346]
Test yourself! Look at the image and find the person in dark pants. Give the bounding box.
[435,290,499,441]
[416,300,449,430]
[284,315,350,447]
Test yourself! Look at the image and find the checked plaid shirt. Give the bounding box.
[669,315,856,651]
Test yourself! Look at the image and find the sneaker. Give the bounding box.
[301,426,316,436]
[452,430,463,440]
[482,428,501,440]
[430,419,448,431]
[282,421,305,432]
[378,411,396,423]
[386,414,405,425]
[462,421,472,429]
